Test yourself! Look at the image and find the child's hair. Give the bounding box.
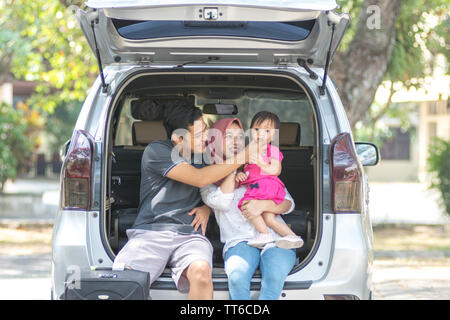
[250,111,280,130]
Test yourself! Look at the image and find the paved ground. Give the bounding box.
[372,257,450,300]
[0,278,51,300]
[0,252,52,299]
[0,248,448,300]
[0,179,449,300]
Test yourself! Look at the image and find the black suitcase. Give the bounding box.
[64,267,151,300]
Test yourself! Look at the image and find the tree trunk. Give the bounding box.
[330,0,402,130]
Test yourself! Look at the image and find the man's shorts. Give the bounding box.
[113,229,213,293]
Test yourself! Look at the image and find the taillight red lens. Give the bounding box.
[330,133,363,213]
[62,130,94,210]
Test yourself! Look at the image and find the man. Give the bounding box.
[113,101,250,299]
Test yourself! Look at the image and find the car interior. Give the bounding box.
[104,73,318,273]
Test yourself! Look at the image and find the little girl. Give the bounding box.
[237,111,304,249]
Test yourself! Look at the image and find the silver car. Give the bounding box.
[52,0,380,300]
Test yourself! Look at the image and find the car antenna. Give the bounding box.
[319,21,336,95]
[90,17,108,93]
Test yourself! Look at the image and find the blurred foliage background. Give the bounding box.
[427,138,450,216]
[0,0,448,203]
[0,101,42,190]
[0,0,94,111]
[335,0,448,140]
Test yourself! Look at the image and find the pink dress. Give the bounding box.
[237,144,286,212]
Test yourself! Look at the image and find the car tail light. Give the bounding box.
[330,132,363,213]
[62,130,95,210]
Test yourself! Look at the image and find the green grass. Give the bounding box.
[373,225,450,253]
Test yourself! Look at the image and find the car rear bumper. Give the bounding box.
[150,214,372,300]
[52,211,371,300]
[51,210,111,299]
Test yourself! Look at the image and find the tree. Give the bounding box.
[0,0,96,165]
[0,102,42,191]
[0,0,97,113]
[44,101,82,154]
[427,138,450,216]
[1,0,447,134]
[332,0,449,130]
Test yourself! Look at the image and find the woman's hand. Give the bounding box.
[240,200,270,220]
[189,205,212,236]
[240,198,292,220]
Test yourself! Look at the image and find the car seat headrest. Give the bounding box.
[130,96,196,121]
[132,121,167,146]
[279,122,301,147]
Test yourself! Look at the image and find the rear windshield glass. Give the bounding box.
[115,91,314,147]
[112,19,315,41]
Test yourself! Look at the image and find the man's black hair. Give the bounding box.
[163,100,203,139]
[250,111,280,129]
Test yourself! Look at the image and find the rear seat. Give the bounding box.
[278,122,315,209]
[111,121,166,208]
[279,122,301,150]
[278,122,313,256]
[132,120,167,147]
[111,120,167,250]
[111,120,312,262]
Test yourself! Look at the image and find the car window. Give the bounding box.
[114,98,135,146]
[198,91,314,147]
[113,19,315,42]
[115,90,314,147]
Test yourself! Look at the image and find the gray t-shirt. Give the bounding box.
[132,139,204,234]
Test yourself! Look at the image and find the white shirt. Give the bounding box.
[200,184,295,257]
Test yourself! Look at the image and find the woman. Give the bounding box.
[201,117,296,300]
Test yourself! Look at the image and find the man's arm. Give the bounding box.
[166,162,242,188]
[166,143,253,188]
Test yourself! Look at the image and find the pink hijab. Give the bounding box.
[207,117,244,186]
